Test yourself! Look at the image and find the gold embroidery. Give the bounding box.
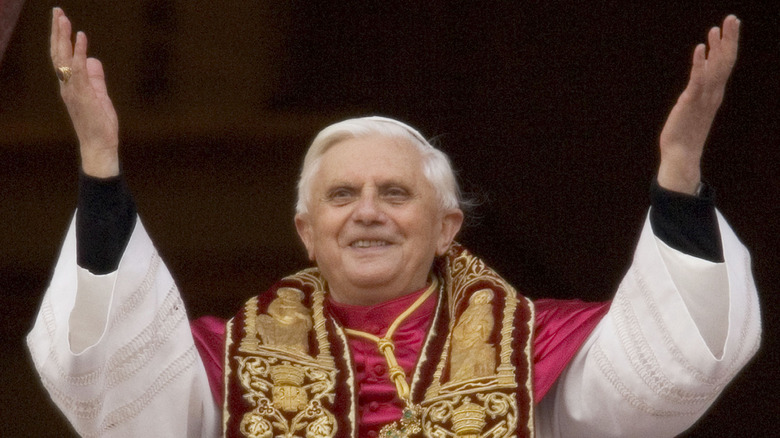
[256,288,312,354]
[240,297,260,352]
[270,363,308,412]
[450,289,496,381]
[239,412,272,438]
[452,398,487,437]
[226,249,534,437]
[233,274,339,437]
[421,246,530,437]
[235,356,337,437]
[522,297,536,436]
[223,318,235,435]
[425,393,516,438]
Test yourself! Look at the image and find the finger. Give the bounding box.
[70,31,90,89]
[86,57,108,96]
[50,8,60,65]
[720,15,740,65]
[709,17,740,86]
[721,15,740,41]
[55,14,73,68]
[707,26,721,61]
[686,43,707,94]
[87,58,119,125]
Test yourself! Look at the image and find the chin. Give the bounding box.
[345,272,395,289]
[341,258,396,280]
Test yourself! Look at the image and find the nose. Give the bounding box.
[352,191,386,224]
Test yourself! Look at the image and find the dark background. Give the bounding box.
[1,1,777,436]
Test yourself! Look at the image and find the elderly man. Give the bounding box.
[28,7,760,438]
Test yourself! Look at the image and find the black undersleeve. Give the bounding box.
[76,172,137,274]
[649,179,723,262]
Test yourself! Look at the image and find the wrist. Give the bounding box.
[657,164,701,195]
[657,147,703,195]
[80,144,120,178]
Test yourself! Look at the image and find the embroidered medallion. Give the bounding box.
[450,289,497,381]
[224,271,346,438]
[256,287,312,354]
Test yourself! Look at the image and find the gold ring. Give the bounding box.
[56,66,72,83]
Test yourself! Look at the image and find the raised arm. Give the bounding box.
[536,16,761,437]
[657,15,740,194]
[29,12,220,435]
[52,8,135,275]
[51,7,119,178]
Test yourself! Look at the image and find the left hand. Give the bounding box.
[657,15,740,194]
[51,7,120,178]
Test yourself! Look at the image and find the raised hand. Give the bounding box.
[658,15,740,194]
[51,7,119,178]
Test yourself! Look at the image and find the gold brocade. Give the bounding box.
[450,289,497,381]
[420,245,535,438]
[224,244,535,437]
[256,288,312,354]
[228,270,340,438]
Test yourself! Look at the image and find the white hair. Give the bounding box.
[295,116,461,216]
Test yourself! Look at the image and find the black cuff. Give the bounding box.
[76,172,137,274]
[649,179,723,263]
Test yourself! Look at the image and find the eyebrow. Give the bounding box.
[377,182,413,192]
[323,181,358,191]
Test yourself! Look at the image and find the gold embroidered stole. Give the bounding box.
[223,244,535,437]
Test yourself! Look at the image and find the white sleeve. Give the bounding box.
[27,216,221,438]
[534,211,761,438]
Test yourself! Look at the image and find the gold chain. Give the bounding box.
[343,276,438,437]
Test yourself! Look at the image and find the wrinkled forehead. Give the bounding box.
[315,134,427,180]
[323,132,422,157]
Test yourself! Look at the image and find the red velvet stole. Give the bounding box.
[192,244,609,436]
[192,298,609,408]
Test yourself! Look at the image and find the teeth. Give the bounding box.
[352,240,388,248]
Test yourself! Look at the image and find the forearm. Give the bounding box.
[76,171,136,274]
[71,172,136,350]
[648,178,722,262]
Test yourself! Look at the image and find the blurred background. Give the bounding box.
[1,1,777,436]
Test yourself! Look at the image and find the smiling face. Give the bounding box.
[294,134,463,306]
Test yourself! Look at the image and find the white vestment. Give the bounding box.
[27,210,761,437]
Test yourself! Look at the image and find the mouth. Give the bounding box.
[349,240,391,248]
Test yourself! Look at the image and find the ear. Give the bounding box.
[435,208,464,256]
[294,213,316,261]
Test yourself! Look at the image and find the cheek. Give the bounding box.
[311,216,345,251]
[403,213,443,248]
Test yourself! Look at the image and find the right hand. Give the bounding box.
[51,7,119,178]
[657,15,740,195]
